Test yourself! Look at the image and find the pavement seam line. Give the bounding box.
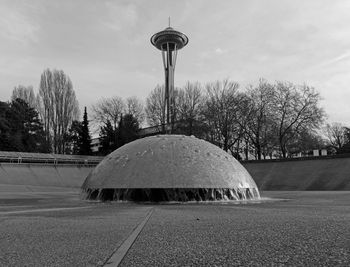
[0,206,91,215]
[103,207,154,267]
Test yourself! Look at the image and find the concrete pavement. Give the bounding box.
[0,191,349,266]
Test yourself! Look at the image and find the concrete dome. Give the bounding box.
[81,135,260,201]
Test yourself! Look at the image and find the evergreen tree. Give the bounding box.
[80,107,92,155]
[97,114,140,155]
[99,120,117,155]
[66,120,82,154]
[118,114,139,147]
[20,100,49,152]
[0,99,49,152]
[0,101,11,151]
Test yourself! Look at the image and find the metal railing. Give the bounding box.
[0,151,104,166]
[241,153,350,164]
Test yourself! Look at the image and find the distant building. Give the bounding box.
[91,138,101,153]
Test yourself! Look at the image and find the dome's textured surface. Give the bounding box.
[82,135,260,201]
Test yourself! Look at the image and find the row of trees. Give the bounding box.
[2,69,89,155]
[1,68,143,156]
[81,79,350,158]
[2,69,350,158]
[142,79,326,159]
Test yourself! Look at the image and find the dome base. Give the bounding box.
[82,187,260,202]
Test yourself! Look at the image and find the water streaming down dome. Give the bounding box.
[81,135,260,202]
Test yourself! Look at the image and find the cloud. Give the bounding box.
[102,2,138,32]
[215,48,227,55]
[320,51,350,67]
[0,6,39,44]
[200,48,228,59]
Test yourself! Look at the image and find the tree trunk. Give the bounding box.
[256,144,261,160]
[281,146,287,158]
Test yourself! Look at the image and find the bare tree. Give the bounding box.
[38,69,53,148]
[244,79,276,160]
[91,96,125,130]
[155,81,205,136]
[37,68,79,153]
[145,85,166,126]
[126,96,145,126]
[287,128,325,156]
[273,82,325,158]
[202,79,244,152]
[324,122,348,152]
[177,81,203,120]
[12,85,36,108]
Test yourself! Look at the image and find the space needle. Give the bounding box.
[151,20,188,133]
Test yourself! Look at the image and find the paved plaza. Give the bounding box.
[0,190,349,266]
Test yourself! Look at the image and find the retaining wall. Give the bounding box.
[0,163,93,189]
[1,157,350,191]
[242,157,350,190]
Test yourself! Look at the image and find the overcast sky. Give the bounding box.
[1,0,350,125]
